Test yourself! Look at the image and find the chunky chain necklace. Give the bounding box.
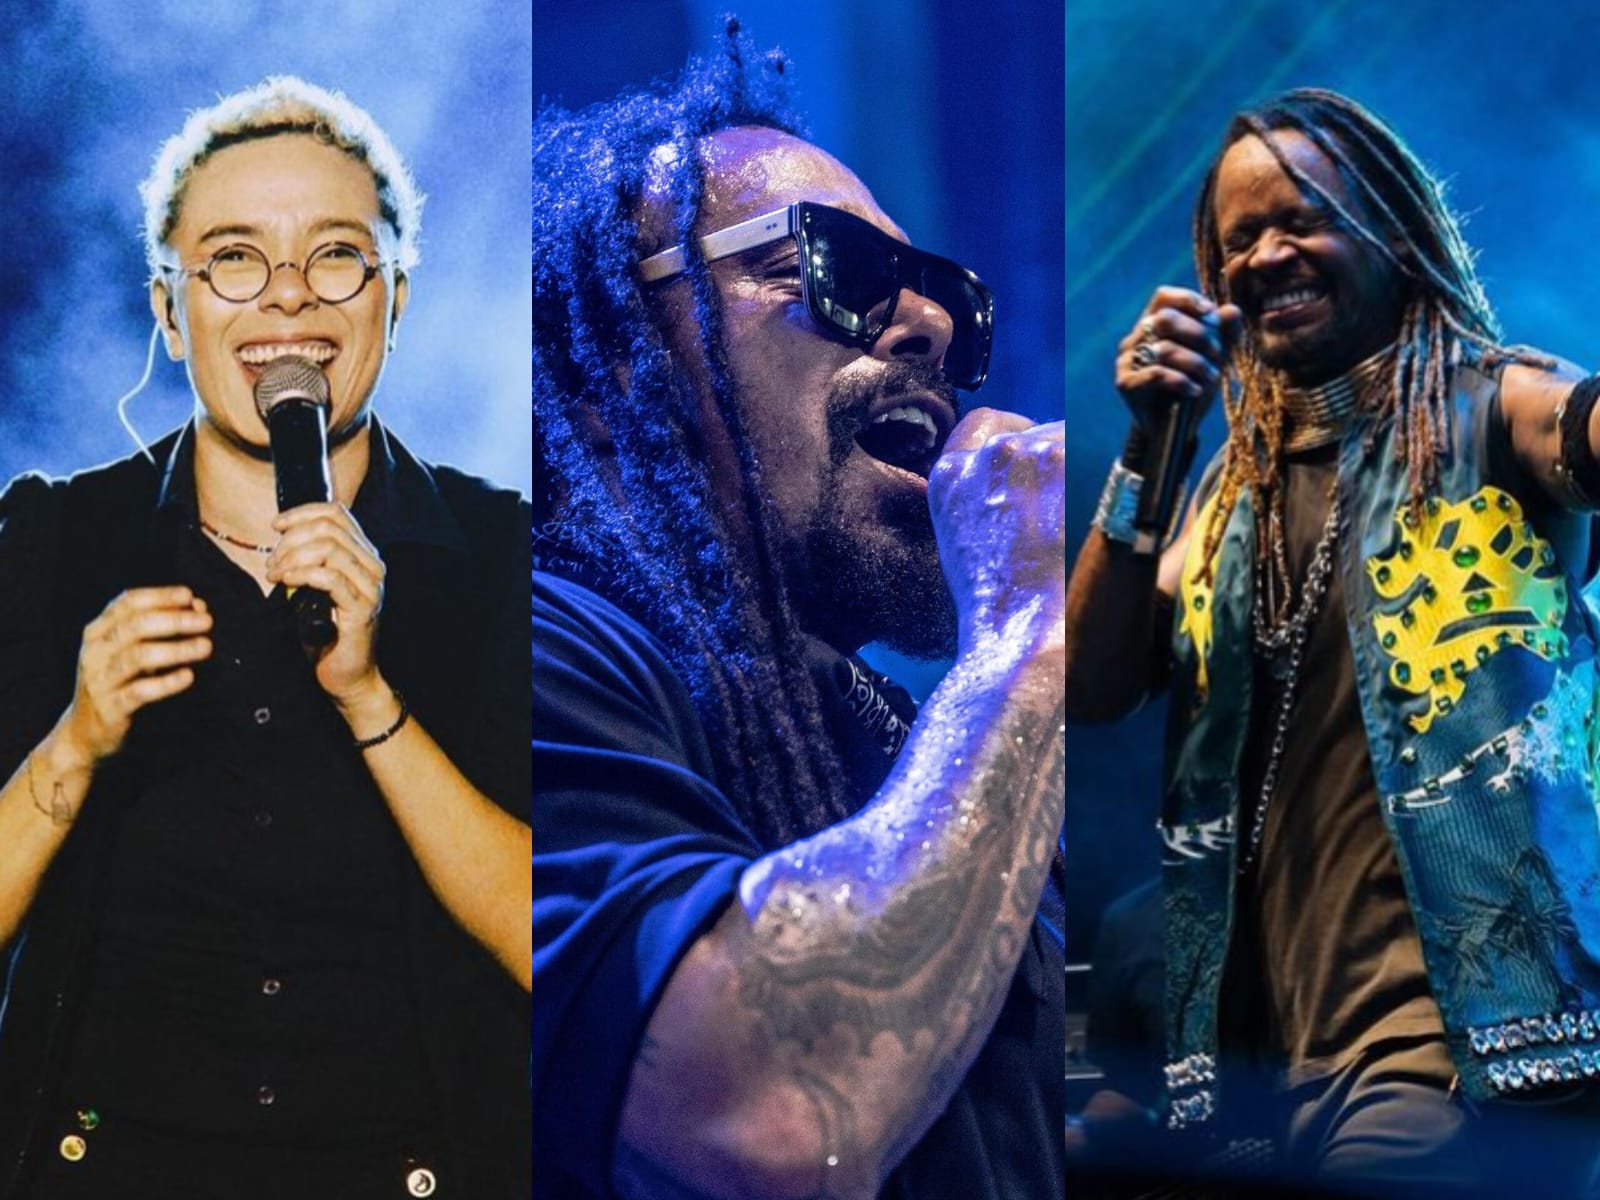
[1237,349,1393,872]
[1241,482,1342,873]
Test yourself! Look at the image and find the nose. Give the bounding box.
[258,260,318,314]
[871,286,955,369]
[1247,228,1299,271]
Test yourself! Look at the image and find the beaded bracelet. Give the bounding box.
[353,689,410,751]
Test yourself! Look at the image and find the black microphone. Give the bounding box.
[254,356,336,649]
[1132,394,1200,556]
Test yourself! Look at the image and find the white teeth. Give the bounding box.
[1262,287,1322,313]
[237,341,337,366]
[870,405,939,447]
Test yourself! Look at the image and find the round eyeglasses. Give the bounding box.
[159,242,392,305]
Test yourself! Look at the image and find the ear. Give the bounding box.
[387,270,410,352]
[148,279,186,361]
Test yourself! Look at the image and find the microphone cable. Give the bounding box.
[114,321,163,466]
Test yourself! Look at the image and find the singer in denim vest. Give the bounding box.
[1162,359,1600,1127]
[1067,88,1600,1195]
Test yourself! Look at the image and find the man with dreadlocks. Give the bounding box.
[1068,88,1600,1195]
[532,24,1066,1200]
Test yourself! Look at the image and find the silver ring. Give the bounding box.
[1132,340,1160,369]
[1140,316,1158,341]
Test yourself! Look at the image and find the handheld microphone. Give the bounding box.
[254,356,336,649]
[1132,394,1200,556]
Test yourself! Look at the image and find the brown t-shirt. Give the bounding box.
[1226,447,1446,1088]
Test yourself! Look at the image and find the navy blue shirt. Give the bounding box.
[532,569,1065,1199]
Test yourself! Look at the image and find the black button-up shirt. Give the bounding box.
[58,442,432,1139]
[0,419,532,1195]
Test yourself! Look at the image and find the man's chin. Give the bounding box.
[794,515,958,661]
[1253,325,1349,385]
[875,603,959,662]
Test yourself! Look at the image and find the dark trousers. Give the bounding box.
[1279,1033,1600,1200]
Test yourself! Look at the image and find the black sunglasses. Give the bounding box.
[638,201,994,389]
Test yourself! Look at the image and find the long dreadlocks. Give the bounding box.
[532,20,857,850]
[1190,88,1549,582]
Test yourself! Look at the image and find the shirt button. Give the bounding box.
[254,810,273,829]
[58,1134,87,1162]
[252,706,272,726]
[257,1085,276,1106]
[407,1167,437,1196]
[262,977,282,996]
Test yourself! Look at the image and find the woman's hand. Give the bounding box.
[59,586,212,769]
[266,503,387,708]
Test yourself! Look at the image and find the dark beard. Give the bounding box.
[1254,322,1349,385]
[796,492,958,659]
[787,360,961,660]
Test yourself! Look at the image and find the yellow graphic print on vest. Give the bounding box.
[1176,489,1224,699]
[1368,487,1566,734]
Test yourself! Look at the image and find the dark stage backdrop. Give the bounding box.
[537,0,1066,701]
[0,0,533,495]
[1066,0,1600,961]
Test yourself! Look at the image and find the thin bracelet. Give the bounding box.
[353,689,410,751]
[25,751,49,818]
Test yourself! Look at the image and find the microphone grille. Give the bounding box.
[253,355,330,420]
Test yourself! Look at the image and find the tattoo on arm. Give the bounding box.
[727,690,1067,1185]
[612,673,1065,1200]
[26,752,78,826]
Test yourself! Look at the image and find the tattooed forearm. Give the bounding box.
[614,651,1065,1200]
[732,664,1065,1187]
[1,732,96,949]
[27,752,78,825]
[736,685,1065,1052]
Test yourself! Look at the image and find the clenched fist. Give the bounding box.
[928,409,1065,656]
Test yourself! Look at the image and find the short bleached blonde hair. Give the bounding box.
[140,75,423,276]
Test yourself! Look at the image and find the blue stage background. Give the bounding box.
[0,0,532,495]
[1065,1,1600,961]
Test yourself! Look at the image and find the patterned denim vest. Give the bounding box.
[1160,362,1600,1128]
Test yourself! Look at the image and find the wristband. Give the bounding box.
[1093,460,1146,550]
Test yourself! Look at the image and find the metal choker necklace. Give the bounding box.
[1277,346,1393,453]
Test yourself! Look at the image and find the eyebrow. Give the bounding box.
[196,217,375,244]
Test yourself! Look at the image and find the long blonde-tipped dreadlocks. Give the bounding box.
[1189,88,1550,584]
